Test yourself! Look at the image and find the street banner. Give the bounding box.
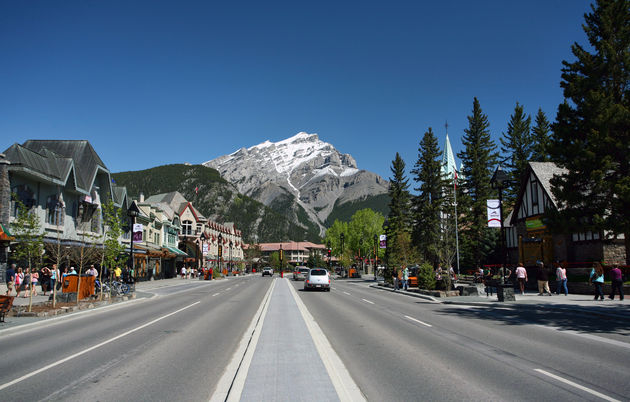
[203,243,209,255]
[487,199,501,228]
[379,234,387,249]
[132,223,143,242]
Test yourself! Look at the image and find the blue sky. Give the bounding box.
[1,0,592,181]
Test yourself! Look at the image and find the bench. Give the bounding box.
[0,295,15,322]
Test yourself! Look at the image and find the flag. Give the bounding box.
[195,186,198,194]
[454,169,458,189]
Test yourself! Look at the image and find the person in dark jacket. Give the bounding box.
[608,264,624,301]
[536,261,552,296]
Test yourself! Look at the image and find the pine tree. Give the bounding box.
[386,153,412,271]
[549,0,630,263]
[531,108,551,162]
[500,102,532,203]
[457,97,500,267]
[410,128,444,265]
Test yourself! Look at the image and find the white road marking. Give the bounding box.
[404,315,432,327]
[211,279,276,402]
[287,278,366,401]
[226,287,232,291]
[362,299,374,305]
[212,293,220,297]
[343,291,351,296]
[0,301,201,392]
[534,369,621,402]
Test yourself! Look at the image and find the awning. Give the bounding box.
[166,246,188,256]
[0,223,14,242]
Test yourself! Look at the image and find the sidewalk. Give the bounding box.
[368,279,628,319]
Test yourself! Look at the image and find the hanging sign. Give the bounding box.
[133,223,143,242]
[487,199,501,228]
[379,234,387,249]
[203,243,209,255]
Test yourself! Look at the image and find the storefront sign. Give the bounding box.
[379,234,387,249]
[526,217,546,231]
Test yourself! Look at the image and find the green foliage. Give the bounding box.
[457,97,500,267]
[549,0,630,262]
[347,208,385,262]
[11,197,44,270]
[324,220,349,257]
[500,102,532,204]
[102,199,127,271]
[531,108,551,162]
[325,194,390,226]
[416,263,436,290]
[411,127,445,265]
[387,153,412,266]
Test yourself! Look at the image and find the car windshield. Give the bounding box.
[310,269,327,276]
[300,268,309,273]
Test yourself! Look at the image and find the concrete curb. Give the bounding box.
[368,284,438,302]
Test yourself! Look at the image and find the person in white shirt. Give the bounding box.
[555,262,568,296]
[515,263,528,295]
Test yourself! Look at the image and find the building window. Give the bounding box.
[11,184,35,216]
[46,195,65,226]
[182,220,193,235]
[530,179,538,207]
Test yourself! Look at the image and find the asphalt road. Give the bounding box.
[1,275,628,401]
[0,275,270,401]
[293,279,630,401]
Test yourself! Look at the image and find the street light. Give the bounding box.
[218,233,223,276]
[491,166,508,283]
[340,233,345,277]
[127,202,140,282]
[200,232,206,276]
[229,240,233,274]
[326,240,331,269]
[373,234,378,279]
[279,243,283,278]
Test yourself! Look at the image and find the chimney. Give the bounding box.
[139,192,144,202]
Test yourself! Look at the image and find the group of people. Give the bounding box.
[5,263,137,298]
[4,263,62,298]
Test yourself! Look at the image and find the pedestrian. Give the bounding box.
[555,262,568,296]
[5,263,16,296]
[515,262,527,295]
[393,269,399,291]
[608,264,624,301]
[15,267,24,297]
[87,264,98,277]
[402,265,409,291]
[589,262,605,301]
[497,265,511,284]
[51,264,59,293]
[21,268,32,298]
[181,266,186,279]
[114,266,122,281]
[68,266,77,275]
[536,261,552,296]
[41,266,51,295]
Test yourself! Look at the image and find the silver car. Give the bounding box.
[293,266,310,281]
[304,268,331,291]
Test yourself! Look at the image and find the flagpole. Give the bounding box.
[454,170,460,277]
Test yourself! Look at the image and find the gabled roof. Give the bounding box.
[4,140,114,198]
[144,191,206,221]
[510,161,567,225]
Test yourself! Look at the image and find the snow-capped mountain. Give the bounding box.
[204,132,389,234]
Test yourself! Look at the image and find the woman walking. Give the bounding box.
[589,262,605,301]
[555,262,568,296]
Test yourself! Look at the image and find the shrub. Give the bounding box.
[417,263,436,290]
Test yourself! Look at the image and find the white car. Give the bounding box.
[293,266,310,281]
[262,267,274,277]
[304,268,331,291]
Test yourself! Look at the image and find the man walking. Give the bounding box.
[536,261,552,296]
[609,264,625,301]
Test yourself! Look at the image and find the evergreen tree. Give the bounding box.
[500,102,532,203]
[457,97,500,267]
[549,0,630,262]
[531,108,552,162]
[386,153,412,272]
[102,200,127,288]
[410,127,444,265]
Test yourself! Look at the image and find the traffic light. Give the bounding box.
[328,248,331,258]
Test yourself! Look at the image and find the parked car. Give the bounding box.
[304,268,331,291]
[293,266,310,281]
[262,267,274,277]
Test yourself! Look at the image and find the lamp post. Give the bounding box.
[327,240,331,269]
[340,233,345,277]
[200,232,206,278]
[218,233,223,276]
[229,240,233,274]
[491,166,508,284]
[279,243,283,278]
[127,202,140,282]
[373,234,378,279]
